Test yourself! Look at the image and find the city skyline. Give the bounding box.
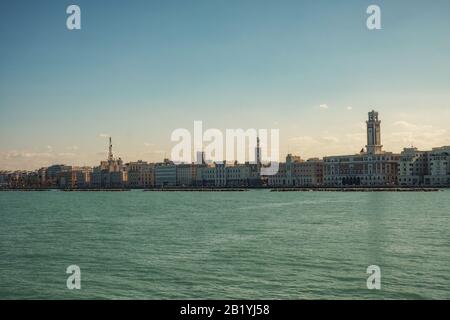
[1,109,449,172]
[2,109,449,189]
[1,0,450,170]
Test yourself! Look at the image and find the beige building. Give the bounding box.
[267,155,323,187]
[288,156,323,186]
[59,166,92,188]
[127,161,154,188]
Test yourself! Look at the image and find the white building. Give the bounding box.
[176,164,201,187]
[195,162,261,187]
[398,147,428,186]
[195,164,216,186]
[267,163,287,187]
[425,146,450,186]
[398,146,450,186]
[154,159,177,187]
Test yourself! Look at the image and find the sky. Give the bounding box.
[1,0,450,170]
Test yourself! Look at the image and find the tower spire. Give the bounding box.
[255,135,261,165]
[108,137,113,161]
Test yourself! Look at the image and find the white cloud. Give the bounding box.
[345,132,365,142]
[392,121,418,130]
[386,120,449,149]
[288,134,351,158]
[0,150,56,170]
[346,106,353,110]
[57,152,76,157]
[4,151,54,159]
[290,135,339,144]
[99,133,109,138]
[322,136,339,143]
[319,104,329,109]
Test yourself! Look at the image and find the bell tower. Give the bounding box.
[366,110,383,154]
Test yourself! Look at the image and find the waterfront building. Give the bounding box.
[397,146,450,186]
[233,163,261,187]
[267,155,323,187]
[398,147,429,186]
[58,167,75,188]
[46,164,71,186]
[193,140,262,187]
[127,161,155,188]
[75,167,92,188]
[154,159,177,187]
[267,162,287,187]
[58,166,93,189]
[3,170,40,188]
[0,171,8,187]
[195,162,262,187]
[176,163,201,187]
[214,163,228,187]
[1,171,12,188]
[37,167,48,187]
[424,146,450,186]
[323,110,400,186]
[290,157,324,186]
[195,164,216,186]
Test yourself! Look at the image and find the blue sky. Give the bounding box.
[1,0,450,169]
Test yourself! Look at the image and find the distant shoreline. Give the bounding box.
[0,187,445,192]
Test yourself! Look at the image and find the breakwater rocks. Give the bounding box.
[271,187,440,192]
[61,189,131,191]
[0,188,131,192]
[0,188,53,191]
[144,188,248,192]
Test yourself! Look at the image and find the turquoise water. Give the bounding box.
[0,190,449,299]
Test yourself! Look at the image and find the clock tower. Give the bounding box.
[366,110,383,155]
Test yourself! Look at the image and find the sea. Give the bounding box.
[0,190,449,299]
